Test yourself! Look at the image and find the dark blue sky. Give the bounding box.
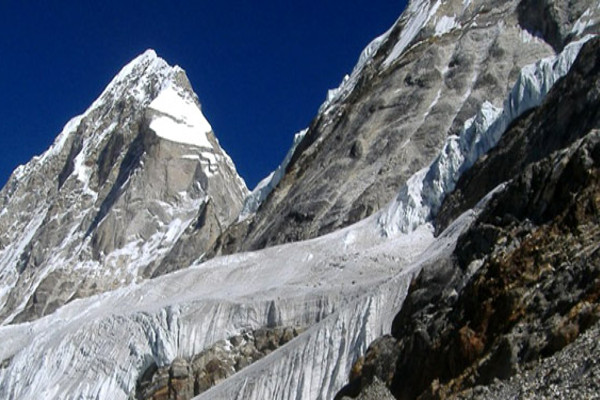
[0,1,407,189]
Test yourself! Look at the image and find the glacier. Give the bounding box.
[0,199,447,399]
[1,1,598,399]
[1,31,584,390]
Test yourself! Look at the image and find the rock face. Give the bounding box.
[0,50,248,323]
[455,320,600,400]
[336,37,600,400]
[211,0,597,255]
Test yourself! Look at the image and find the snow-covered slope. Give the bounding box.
[0,50,248,324]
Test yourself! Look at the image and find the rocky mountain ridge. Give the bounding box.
[208,0,598,257]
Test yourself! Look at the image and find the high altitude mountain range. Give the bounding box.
[0,0,598,399]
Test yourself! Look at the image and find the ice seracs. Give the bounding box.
[379,35,596,236]
[0,181,442,400]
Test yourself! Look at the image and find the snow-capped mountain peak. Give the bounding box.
[89,49,173,110]
[0,49,247,325]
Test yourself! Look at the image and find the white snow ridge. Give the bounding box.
[239,129,307,220]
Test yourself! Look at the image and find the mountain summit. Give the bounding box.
[0,49,247,324]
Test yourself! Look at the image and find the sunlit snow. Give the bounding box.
[435,15,459,36]
[571,8,596,35]
[383,0,440,67]
[0,3,597,398]
[148,85,213,148]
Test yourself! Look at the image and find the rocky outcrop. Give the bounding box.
[136,327,303,400]
[336,35,600,400]
[517,0,597,51]
[338,130,600,400]
[455,320,600,399]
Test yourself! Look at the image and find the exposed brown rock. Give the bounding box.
[136,326,303,400]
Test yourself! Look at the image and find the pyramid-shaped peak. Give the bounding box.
[88,49,184,113]
[120,49,169,74]
[0,46,249,327]
[137,48,159,60]
[114,49,174,84]
[121,49,184,76]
